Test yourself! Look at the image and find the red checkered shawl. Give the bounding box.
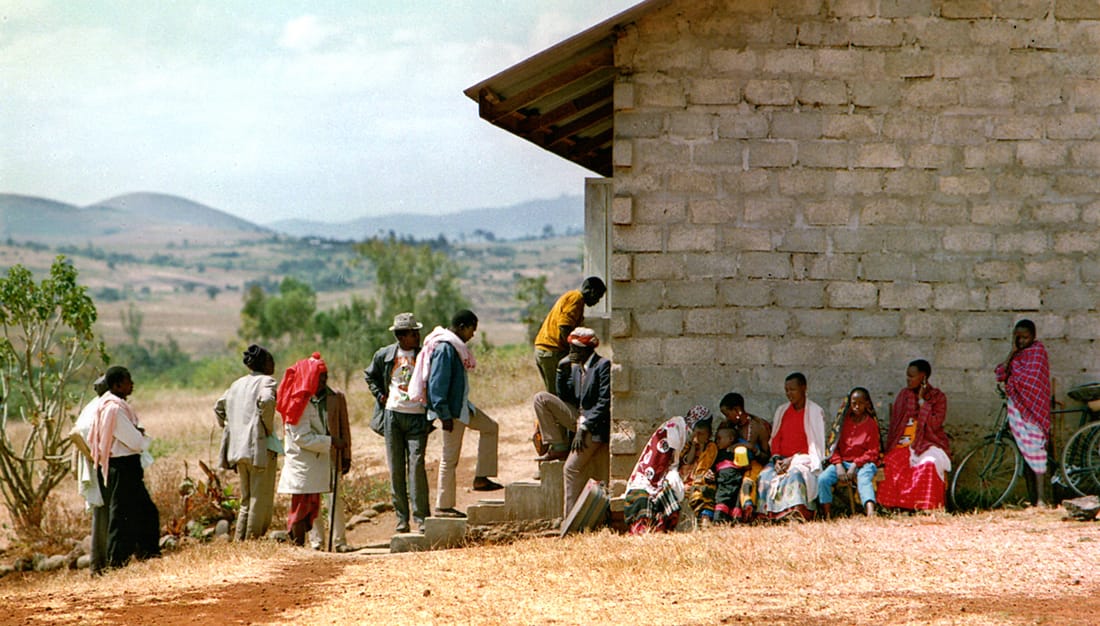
[995,341,1051,432]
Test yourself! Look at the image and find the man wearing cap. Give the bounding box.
[532,326,611,517]
[533,277,606,393]
[365,313,430,534]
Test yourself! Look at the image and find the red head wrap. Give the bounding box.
[276,352,327,425]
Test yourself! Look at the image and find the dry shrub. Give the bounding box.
[469,344,542,410]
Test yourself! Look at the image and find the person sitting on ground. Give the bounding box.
[818,387,881,519]
[623,406,710,534]
[276,353,348,548]
[995,319,1052,507]
[214,344,279,541]
[709,422,748,524]
[757,373,826,521]
[532,327,611,517]
[87,366,161,568]
[409,309,502,519]
[682,412,717,524]
[718,392,771,521]
[877,359,951,511]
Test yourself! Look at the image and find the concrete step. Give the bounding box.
[504,460,565,521]
[466,501,509,526]
[423,516,466,549]
[389,532,430,553]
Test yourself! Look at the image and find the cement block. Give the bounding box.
[390,532,430,553]
[424,517,466,549]
[465,502,509,526]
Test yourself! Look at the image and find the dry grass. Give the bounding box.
[7,351,1100,624]
[2,508,1098,625]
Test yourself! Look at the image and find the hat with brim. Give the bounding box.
[389,312,424,332]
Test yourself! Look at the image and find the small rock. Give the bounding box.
[75,555,91,570]
[160,535,179,552]
[268,530,291,543]
[214,519,230,537]
[371,501,394,513]
[80,535,92,553]
[35,555,66,572]
[12,556,33,572]
[0,566,13,579]
[1063,495,1100,521]
[202,527,216,541]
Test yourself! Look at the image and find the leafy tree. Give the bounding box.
[516,275,552,344]
[314,296,386,390]
[0,257,104,538]
[239,277,317,344]
[356,234,469,331]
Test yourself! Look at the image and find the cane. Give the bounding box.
[328,456,339,552]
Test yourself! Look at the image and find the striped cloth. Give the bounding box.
[877,446,947,510]
[1007,399,1048,474]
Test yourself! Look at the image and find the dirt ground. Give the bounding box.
[2,400,1099,624]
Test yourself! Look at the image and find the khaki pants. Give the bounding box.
[535,349,565,394]
[437,406,498,510]
[533,391,578,450]
[310,483,347,550]
[235,451,277,541]
[564,441,609,518]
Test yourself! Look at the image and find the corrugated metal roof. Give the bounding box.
[464,0,671,176]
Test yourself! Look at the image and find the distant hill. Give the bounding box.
[90,193,269,234]
[0,192,269,244]
[0,191,582,246]
[266,195,583,241]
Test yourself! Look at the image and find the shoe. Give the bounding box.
[534,450,569,462]
[472,478,503,491]
[396,524,411,534]
[335,544,359,553]
[436,507,467,518]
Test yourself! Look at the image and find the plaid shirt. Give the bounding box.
[995,341,1051,432]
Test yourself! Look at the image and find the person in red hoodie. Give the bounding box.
[878,359,951,511]
[818,387,881,519]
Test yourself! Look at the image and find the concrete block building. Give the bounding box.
[466,0,1100,492]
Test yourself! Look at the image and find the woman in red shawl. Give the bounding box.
[878,359,951,511]
[276,353,347,546]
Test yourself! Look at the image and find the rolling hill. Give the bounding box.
[266,195,583,241]
[0,192,270,244]
[1,192,583,246]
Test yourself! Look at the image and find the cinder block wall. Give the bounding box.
[607,0,1100,487]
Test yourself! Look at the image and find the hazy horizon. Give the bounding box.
[0,1,636,224]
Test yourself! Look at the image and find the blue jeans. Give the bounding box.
[818,462,877,506]
[384,410,430,529]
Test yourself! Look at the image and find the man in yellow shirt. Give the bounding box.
[533,277,606,393]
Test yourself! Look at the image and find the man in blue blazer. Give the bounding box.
[532,327,611,517]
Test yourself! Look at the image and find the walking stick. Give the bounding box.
[328,458,339,552]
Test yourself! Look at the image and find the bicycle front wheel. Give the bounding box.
[950,436,1022,511]
[1061,422,1100,497]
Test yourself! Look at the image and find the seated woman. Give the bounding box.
[877,359,951,511]
[682,416,718,524]
[757,373,826,521]
[818,387,881,519]
[718,392,771,521]
[624,406,710,534]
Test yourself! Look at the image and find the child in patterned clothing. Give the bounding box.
[684,418,717,524]
[709,423,747,524]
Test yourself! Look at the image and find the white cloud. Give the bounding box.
[278,14,334,52]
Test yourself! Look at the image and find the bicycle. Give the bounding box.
[1060,383,1100,497]
[949,383,1100,511]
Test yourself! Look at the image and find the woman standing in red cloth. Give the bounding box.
[878,359,951,511]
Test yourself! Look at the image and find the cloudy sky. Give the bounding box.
[0,0,637,224]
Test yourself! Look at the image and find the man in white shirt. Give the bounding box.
[88,366,161,568]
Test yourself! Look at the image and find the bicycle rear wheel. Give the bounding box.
[1061,422,1100,497]
[950,436,1022,511]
